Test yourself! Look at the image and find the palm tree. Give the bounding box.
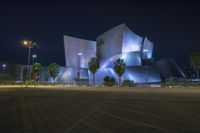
[113,58,126,86]
[88,57,100,85]
[32,62,42,86]
[48,63,59,83]
[190,52,200,79]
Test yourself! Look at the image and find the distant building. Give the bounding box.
[0,61,22,81]
[0,61,66,83]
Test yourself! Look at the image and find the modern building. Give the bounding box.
[62,24,185,85]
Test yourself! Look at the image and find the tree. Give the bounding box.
[103,76,116,87]
[190,52,200,79]
[32,62,42,86]
[88,57,100,85]
[48,63,59,83]
[122,79,136,87]
[113,58,126,86]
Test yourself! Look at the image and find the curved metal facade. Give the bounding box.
[96,24,143,60]
[96,24,124,59]
[141,37,154,59]
[100,51,141,68]
[89,66,161,85]
[124,66,161,83]
[155,58,185,79]
[63,24,184,84]
[63,35,96,68]
[122,25,143,53]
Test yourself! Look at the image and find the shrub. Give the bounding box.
[122,79,136,87]
[103,76,116,87]
[182,79,191,87]
[165,77,176,86]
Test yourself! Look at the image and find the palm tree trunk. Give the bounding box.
[53,77,55,84]
[93,74,95,85]
[119,77,121,87]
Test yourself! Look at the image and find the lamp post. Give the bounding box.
[32,54,37,64]
[23,40,36,80]
[77,52,82,80]
[143,49,148,85]
[2,64,6,74]
[2,64,6,80]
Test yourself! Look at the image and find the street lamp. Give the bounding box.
[2,64,6,74]
[143,49,148,84]
[23,40,36,80]
[143,49,148,65]
[1,64,6,80]
[32,54,37,64]
[77,52,82,80]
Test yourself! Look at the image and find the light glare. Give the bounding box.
[2,64,6,67]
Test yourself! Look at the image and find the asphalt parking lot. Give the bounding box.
[0,86,200,133]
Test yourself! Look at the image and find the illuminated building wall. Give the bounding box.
[63,24,184,84]
[100,51,141,68]
[89,66,161,85]
[96,24,124,59]
[96,24,143,60]
[63,35,96,83]
[63,35,96,68]
[155,58,185,79]
[122,25,143,53]
[141,37,154,59]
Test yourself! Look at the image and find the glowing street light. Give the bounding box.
[23,40,28,45]
[143,49,148,65]
[1,64,6,80]
[32,54,37,64]
[2,64,6,74]
[23,39,36,80]
[143,49,148,52]
[77,52,82,56]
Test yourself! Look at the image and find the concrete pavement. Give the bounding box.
[0,87,200,133]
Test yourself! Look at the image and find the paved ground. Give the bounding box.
[0,86,200,133]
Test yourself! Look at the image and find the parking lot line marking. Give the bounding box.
[82,121,112,133]
[65,101,105,133]
[102,104,199,126]
[176,108,200,125]
[98,111,176,133]
[12,96,17,125]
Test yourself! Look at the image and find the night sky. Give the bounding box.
[0,1,200,67]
